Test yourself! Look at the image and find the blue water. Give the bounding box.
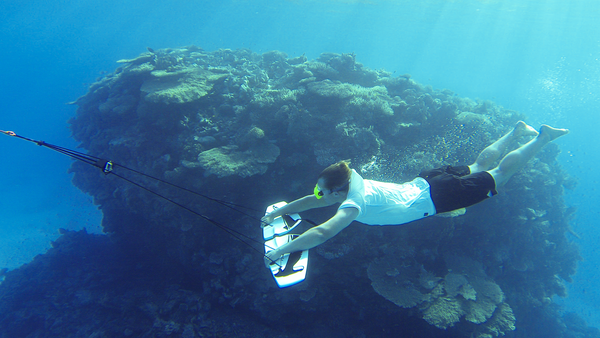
[1,0,598,328]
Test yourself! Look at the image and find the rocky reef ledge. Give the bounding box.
[0,47,597,338]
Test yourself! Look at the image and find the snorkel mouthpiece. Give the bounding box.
[314,180,350,199]
[314,183,323,199]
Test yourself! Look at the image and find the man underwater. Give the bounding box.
[262,121,569,265]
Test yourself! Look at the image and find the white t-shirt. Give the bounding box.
[339,169,437,225]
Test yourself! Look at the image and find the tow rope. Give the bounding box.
[1,130,285,266]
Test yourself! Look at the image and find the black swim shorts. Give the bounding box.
[418,165,498,214]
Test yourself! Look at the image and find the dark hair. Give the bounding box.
[318,160,352,191]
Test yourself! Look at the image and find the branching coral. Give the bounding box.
[367,257,428,309]
[368,253,516,335]
[475,302,516,338]
[421,296,465,329]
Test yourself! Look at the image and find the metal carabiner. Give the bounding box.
[0,130,16,137]
[103,161,113,174]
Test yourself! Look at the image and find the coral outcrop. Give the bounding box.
[140,68,228,104]
[368,251,516,336]
[193,142,280,178]
[0,47,593,338]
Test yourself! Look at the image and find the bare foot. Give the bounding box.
[539,125,569,141]
[513,121,539,138]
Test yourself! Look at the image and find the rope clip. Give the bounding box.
[0,130,16,137]
[103,161,114,174]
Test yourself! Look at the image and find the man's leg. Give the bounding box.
[469,121,538,173]
[487,125,569,188]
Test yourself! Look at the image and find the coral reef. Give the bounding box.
[368,251,516,335]
[140,68,228,104]
[194,142,280,178]
[0,47,595,338]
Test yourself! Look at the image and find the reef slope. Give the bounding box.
[0,47,595,338]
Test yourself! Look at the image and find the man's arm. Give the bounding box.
[265,207,359,264]
[261,195,335,225]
